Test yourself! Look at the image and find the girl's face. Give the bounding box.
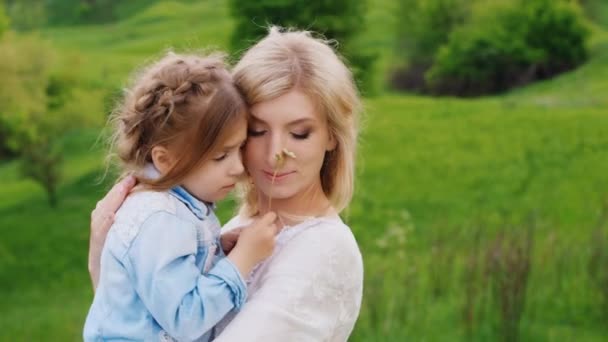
[181,118,247,203]
[245,90,336,203]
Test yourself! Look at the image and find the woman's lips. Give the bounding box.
[262,170,294,182]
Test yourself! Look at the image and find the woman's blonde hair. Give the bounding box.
[233,27,361,216]
[109,51,247,190]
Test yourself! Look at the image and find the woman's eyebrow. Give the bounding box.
[287,118,315,126]
[249,114,315,126]
[248,114,265,124]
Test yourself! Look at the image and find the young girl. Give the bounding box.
[83,52,278,341]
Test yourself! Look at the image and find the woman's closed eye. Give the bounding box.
[247,128,266,137]
[247,128,310,140]
[291,131,310,140]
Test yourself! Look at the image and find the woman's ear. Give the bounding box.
[150,146,175,175]
[326,132,338,152]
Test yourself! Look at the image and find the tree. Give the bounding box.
[0,33,73,207]
[390,0,470,91]
[3,0,45,31]
[0,33,50,159]
[229,0,376,93]
[20,137,62,207]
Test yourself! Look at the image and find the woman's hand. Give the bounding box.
[88,175,136,289]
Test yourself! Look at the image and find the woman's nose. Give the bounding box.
[266,132,284,168]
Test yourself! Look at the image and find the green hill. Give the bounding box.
[1,1,607,340]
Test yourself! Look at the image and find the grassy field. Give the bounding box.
[1,0,608,340]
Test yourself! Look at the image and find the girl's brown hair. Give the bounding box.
[110,52,247,190]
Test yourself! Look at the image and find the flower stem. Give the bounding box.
[268,168,279,210]
[267,148,295,212]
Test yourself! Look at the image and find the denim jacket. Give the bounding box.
[83,186,247,342]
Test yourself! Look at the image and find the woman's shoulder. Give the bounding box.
[277,216,362,270]
[298,216,359,251]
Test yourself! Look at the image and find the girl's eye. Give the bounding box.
[247,129,266,137]
[291,131,310,140]
[213,153,228,162]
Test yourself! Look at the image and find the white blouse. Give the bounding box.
[214,214,364,342]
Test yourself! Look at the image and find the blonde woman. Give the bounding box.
[89,28,364,341]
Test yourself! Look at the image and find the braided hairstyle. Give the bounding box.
[110,51,248,190]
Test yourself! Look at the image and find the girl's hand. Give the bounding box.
[228,212,279,278]
[88,175,136,288]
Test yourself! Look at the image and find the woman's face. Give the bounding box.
[245,89,336,202]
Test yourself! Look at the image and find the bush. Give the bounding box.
[426,0,590,96]
[3,0,45,30]
[525,0,589,75]
[3,0,163,28]
[229,0,376,93]
[397,0,470,65]
[391,0,470,91]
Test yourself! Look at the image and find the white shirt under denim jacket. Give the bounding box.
[84,169,247,342]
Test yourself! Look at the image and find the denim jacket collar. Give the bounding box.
[143,163,213,220]
[169,186,212,220]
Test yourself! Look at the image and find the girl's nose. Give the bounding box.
[230,151,245,176]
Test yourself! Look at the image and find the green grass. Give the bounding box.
[2,1,608,340]
[351,94,608,340]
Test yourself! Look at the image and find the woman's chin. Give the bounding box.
[261,188,297,205]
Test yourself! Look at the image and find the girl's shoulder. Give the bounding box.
[118,190,177,219]
[110,190,180,245]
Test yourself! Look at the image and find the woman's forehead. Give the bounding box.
[249,90,323,125]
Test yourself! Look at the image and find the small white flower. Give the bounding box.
[282,148,296,159]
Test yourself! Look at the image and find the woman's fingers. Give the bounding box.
[91,175,136,235]
[104,175,136,213]
[88,176,136,289]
